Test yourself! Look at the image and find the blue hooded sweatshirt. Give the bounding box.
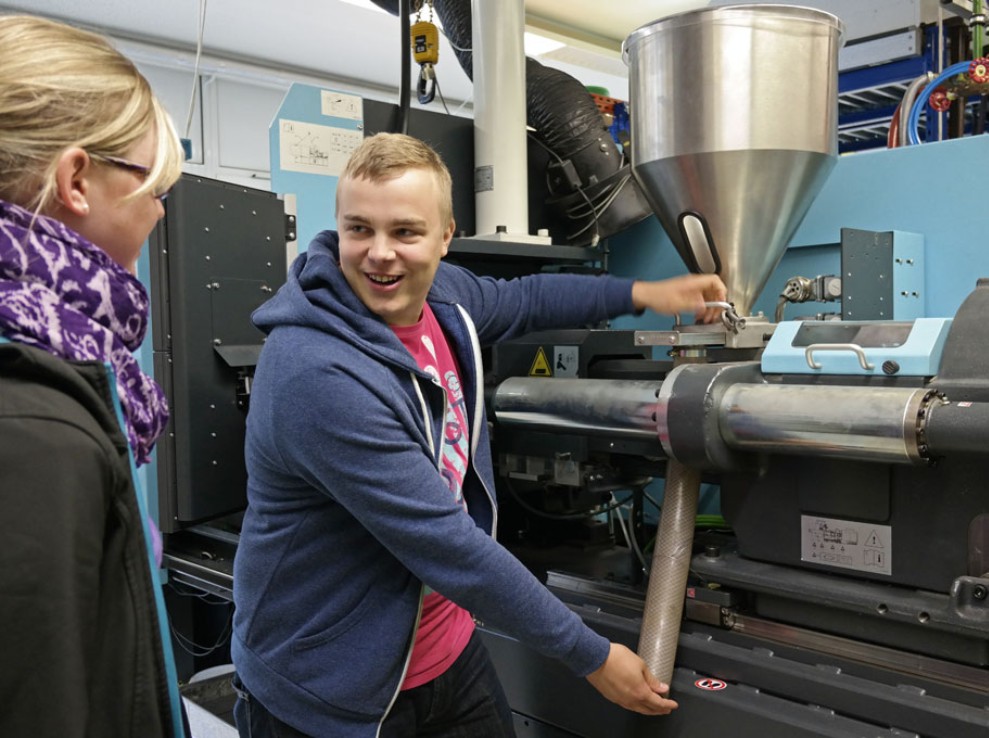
[232,231,637,737]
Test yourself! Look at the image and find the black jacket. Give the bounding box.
[0,341,184,738]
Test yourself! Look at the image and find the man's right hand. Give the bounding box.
[585,643,679,716]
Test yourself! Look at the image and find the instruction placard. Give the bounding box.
[801,515,892,576]
[320,90,363,121]
[278,119,362,176]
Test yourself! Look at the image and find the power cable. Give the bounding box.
[184,0,208,141]
[526,131,601,247]
[611,495,649,574]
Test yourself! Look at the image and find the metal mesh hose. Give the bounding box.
[636,459,700,685]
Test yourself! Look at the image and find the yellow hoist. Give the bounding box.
[411,0,439,103]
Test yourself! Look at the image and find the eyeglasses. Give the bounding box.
[89,153,170,201]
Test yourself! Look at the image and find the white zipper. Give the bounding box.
[374,586,425,736]
[410,372,436,459]
[455,304,498,538]
[376,371,444,732]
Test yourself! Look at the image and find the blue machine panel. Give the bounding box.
[762,317,953,376]
[269,83,365,253]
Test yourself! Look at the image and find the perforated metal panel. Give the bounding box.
[149,174,288,530]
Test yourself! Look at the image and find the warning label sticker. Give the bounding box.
[553,345,578,377]
[694,678,728,691]
[528,347,552,377]
[800,515,892,576]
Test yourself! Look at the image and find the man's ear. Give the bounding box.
[51,147,92,216]
[441,218,456,257]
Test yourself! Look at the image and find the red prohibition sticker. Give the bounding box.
[694,677,728,691]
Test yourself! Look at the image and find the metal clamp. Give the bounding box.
[709,301,746,332]
[673,301,745,332]
[805,343,875,371]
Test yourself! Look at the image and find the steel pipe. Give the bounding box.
[492,377,662,442]
[719,384,932,463]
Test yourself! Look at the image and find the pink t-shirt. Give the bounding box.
[392,303,475,690]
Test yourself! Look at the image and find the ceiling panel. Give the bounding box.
[525,0,707,53]
[1,0,694,102]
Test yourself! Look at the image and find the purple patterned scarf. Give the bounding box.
[0,198,169,465]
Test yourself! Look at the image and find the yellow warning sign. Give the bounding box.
[528,346,552,377]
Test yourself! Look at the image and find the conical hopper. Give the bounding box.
[623,5,844,318]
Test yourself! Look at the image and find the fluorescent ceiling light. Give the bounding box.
[337,2,561,57]
[337,0,388,14]
[524,31,566,57]
[337,0,445,29]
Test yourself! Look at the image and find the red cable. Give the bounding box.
[887,101,901,148]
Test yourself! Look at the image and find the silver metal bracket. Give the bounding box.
[635,315,776,351]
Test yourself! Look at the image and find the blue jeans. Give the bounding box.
[233,631,517,738]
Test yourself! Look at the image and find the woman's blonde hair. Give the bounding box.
[0,14,183,213]
[339,133,454,228]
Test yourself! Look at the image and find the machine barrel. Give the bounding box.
[492,377,661,442]
[494,377,934,466]
[719,384,933,463]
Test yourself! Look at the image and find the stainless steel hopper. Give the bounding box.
[623,4,844,318]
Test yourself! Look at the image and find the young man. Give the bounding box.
[231,133,726,738]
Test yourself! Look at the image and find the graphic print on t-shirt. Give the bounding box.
[412,334,469,508]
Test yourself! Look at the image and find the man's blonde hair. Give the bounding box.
[338,133,454,228]
[0,14,183,213]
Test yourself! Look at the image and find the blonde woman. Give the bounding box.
[0,14,186,738]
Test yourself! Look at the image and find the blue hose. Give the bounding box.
[907,61,972,145]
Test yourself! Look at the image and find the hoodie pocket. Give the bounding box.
[287,589,413,719]
[291,593,375,652]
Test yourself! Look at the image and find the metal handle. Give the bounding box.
[805,343,875,371]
